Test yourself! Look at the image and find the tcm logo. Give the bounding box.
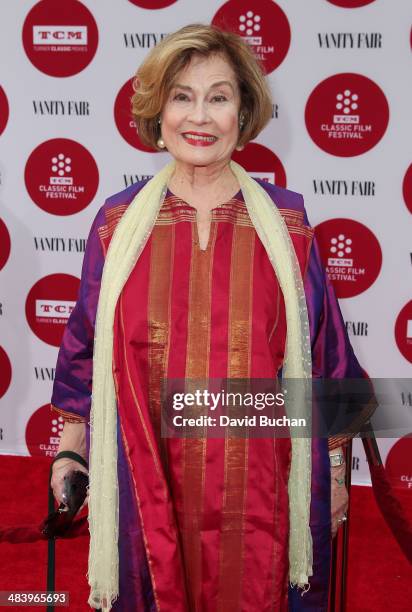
[35,299,75,319]
[327,233,353,267]
[238,10,262,46]
[334,89,359,124]
[33,25,87,45]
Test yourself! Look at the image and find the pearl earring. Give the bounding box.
[157,137,166,149]
[239,113,245,130]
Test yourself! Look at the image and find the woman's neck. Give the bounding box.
[168,160,240,211]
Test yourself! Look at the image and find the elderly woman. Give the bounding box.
[50,24,363,612]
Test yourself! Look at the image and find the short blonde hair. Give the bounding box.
[131,24,273,150]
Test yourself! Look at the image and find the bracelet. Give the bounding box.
[329,452,345,467]
[52,450,88,470]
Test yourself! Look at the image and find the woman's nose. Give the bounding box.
[188,101,209,124]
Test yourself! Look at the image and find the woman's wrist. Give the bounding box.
[329,446,345,467]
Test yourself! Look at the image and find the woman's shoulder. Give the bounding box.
[253,178,305,213]
[103,178,150,213]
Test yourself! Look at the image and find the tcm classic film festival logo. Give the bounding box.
[385,434,412,492]
[395,301,412,364]
[26,404,65,457]
[212,0,291,74]
[232,142,287,188]
[25,274,80,347]
[305,73,389,156]
[114,79,160,152]
[25,138,99,215]
[315,219,382,298]
[22,0,98,77]
[403,164,412,214]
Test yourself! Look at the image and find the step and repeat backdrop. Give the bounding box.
[0,0,411,489]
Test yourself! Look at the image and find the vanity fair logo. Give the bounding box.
[305,73,389,157]
[326,0,376,7]
[25,273,80,346]
[315,218,382,298]
[128,0,178,8]
[395,301,412,364]
[25,138,99,215]
[22,0,98,77]
[0,86,9,136]
[385,434,412,491]
[34,236,86,253]
[318,32,382,49]
[232,142,287,188]
[403,164,412,214]
[114,79,160,152]
[123,32,168,49]
[212,0,291,74]
[313,178,375,196]
[0,346,12,399]
[26,404,64,457]
[0,219,11,271]
[32,100,90,116]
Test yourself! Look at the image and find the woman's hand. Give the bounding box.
[330,461,349,538]
[51,457,89,509]
[50,420,89,513]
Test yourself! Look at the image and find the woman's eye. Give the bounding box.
[211,95,227,103]
[173,93,189,101]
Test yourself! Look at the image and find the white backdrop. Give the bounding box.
[0,0,411,489]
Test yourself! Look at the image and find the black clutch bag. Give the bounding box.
[41,451,89,538]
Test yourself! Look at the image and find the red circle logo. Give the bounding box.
[232,142,287,188]
[114,79,157,152]
[22,0,98,77]
[402,164,412,214]
[25,138,99,215]
[326,0,376,7]
[128,0,178,7]
[0,218,11,271]
[0,86,9,136]
[315,218,382,298]
[0,346,12,399]
[305,73,389,157]
[212,0,291,75]
[395,301,412,364]
[25,273,80,347]
[26,404,65,457]
[385,435,412,491]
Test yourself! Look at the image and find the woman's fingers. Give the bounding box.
[50,458,88,506]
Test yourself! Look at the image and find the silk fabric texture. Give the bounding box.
[86,161,312,610]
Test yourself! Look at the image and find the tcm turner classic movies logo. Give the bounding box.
[25,273,80,346]
[305,73,389,157]
[25,138,99,215]
[212,0,291,74]
[315,219,382,298]
[26,404,65,457]
[22,0,98,77]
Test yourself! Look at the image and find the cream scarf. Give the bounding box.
[87,160,313,611]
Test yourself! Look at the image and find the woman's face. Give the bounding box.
[160,53,241,169]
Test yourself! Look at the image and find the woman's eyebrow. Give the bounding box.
[173,80,235,92]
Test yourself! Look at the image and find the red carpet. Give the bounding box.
[0,455,411,611]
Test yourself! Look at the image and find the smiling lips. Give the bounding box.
[182,132,218,146]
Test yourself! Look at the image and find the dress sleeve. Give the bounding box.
[304,234,373,450]
[50,206,106,423]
